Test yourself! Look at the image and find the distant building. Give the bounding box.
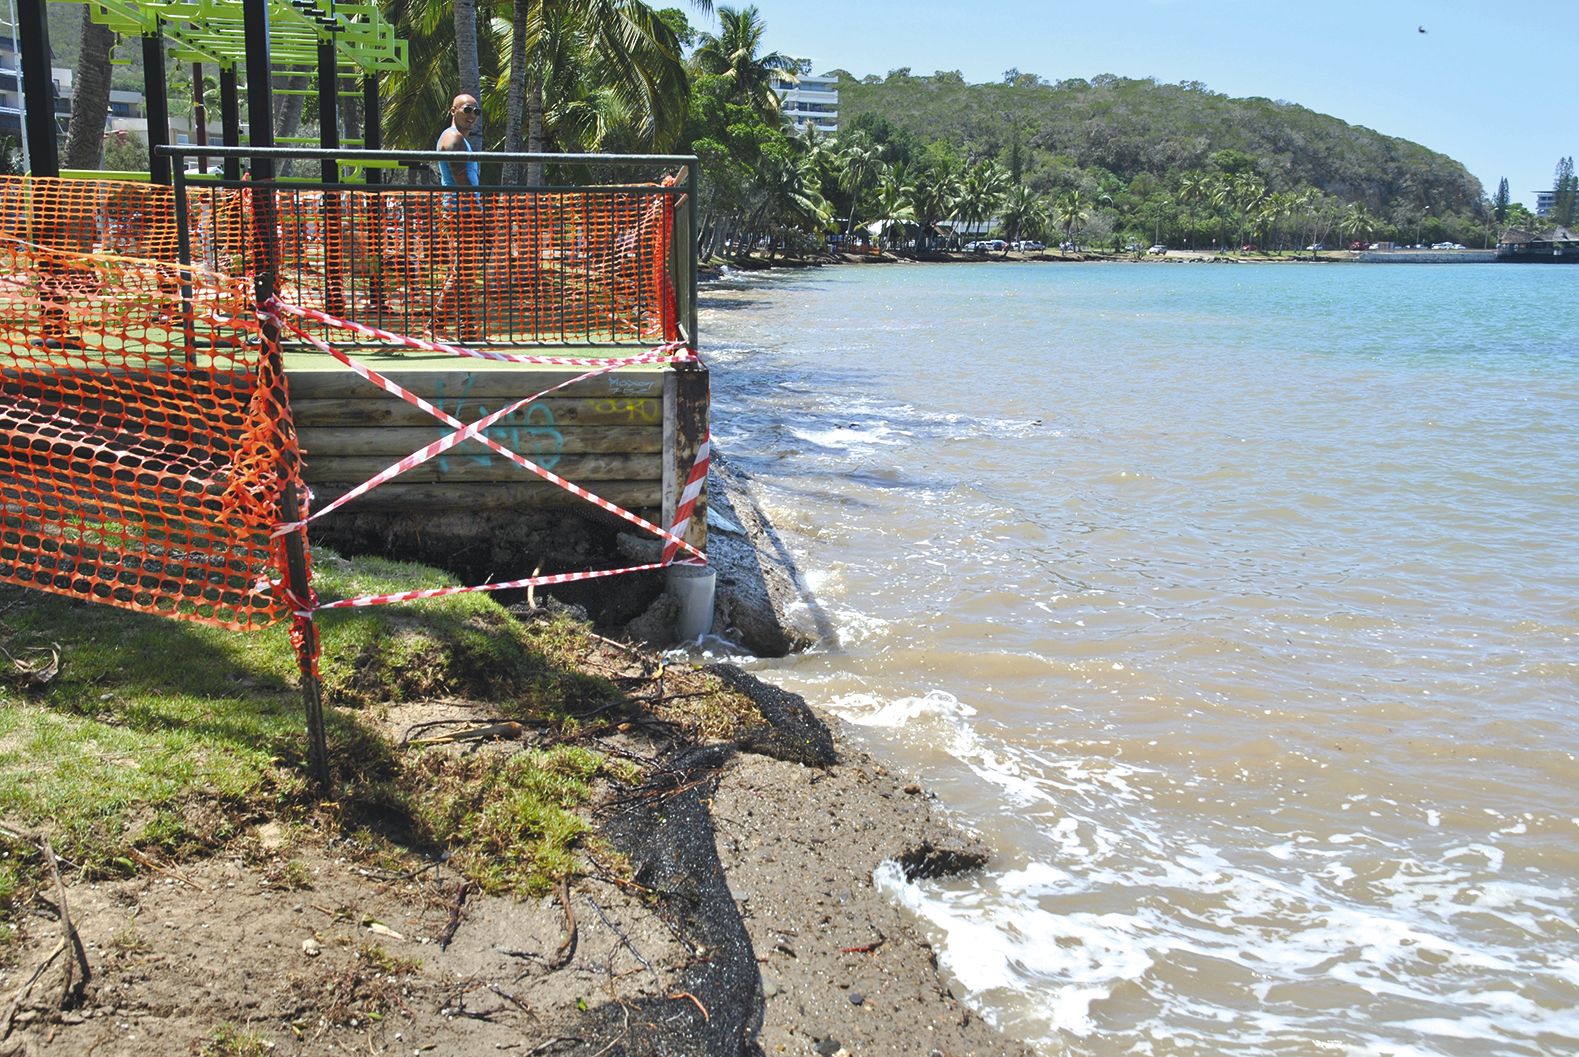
[1496,226,1579,262]
[772,72,839,135]
[0,32,219,155]
[1535,191,1555,216]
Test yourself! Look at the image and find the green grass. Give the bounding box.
[199,1023,273,1057]
[0,548,640,911]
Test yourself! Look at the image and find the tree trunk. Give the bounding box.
[502,0,531,185]
[340,77,361,144]
[526,81,546,187]
[62,9,115,170]
[453,0,483,150]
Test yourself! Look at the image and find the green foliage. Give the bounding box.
[100,131,148,173]
[837,72,1488,238]
[1552,157,1577,227]
[200,1024,273,1057]
[402,745,605,895]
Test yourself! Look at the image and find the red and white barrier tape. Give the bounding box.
[662,432,710,564]
[268,313,699,560]
[260,299,712,615]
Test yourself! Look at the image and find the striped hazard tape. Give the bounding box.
[260,299,711,616]
[662,433,710,564]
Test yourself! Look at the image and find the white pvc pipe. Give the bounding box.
[666,564,715,642]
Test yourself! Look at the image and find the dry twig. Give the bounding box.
[436,880,469,951]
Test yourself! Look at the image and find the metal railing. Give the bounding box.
[160,145,699,349]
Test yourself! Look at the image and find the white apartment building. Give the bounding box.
[772,72,838,135]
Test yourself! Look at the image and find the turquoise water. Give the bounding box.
[699,262,1579,1056]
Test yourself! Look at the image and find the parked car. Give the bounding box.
[1014,240,1045,252]
[1242,243,1257,252]
[1305,243,1325,251]
[1147,244,1167,255]
[965,239,1006,252]
[1349,241,1367,250]
[1125,242,1141,252]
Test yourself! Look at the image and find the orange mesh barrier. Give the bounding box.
[0,191,299,629]
[0,175,680,347]
[175,182,678,346]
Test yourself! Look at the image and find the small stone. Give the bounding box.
[849,991,864,1006]
[904,784,921,795]
[814,1041,840,1057]
[302,938,322,957]
[760,972,781,999]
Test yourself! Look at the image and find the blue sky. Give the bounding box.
[745,0,1564,208]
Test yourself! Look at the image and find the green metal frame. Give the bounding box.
[64,0,407,74]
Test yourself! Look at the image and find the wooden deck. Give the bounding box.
[284,347,708,550]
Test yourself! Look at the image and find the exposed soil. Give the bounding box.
[0,656,1028,1057]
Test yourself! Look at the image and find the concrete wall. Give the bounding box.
[1355,250,1497,263]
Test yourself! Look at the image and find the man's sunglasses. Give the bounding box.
[458,105,480,115]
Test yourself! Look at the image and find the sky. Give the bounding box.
[745,0,1565,208]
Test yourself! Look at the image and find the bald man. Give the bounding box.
[433,94,483,342]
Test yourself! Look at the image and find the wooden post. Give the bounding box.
[662,363,709,555]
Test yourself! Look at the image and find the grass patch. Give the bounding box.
[199,1023,273,1057]
[404,744,606,897]
[0,546,766,924]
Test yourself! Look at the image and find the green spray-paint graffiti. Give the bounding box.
[432,375,566,474]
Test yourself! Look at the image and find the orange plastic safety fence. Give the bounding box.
[0,178,299,630]
[229,185,678,346]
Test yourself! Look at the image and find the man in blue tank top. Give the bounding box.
[433,94,483,342]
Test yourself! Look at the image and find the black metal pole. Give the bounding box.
[242,0,331,796]
[219,64,241,181]
[316,40,338,183]
[15,0,57,177]
[192,62,208,174]
[242,0,275,184]
[141,29,172,185]
[361,73,382,185]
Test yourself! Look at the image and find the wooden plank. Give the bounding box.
[306,480,661,512]
[288,395,663,428]
[296,424,663,457]
[300,451,662,484]
[283,364,666,400]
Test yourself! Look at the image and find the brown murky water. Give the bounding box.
[697,262,1579,1056]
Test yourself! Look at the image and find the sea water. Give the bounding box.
[698,262,1579,1056]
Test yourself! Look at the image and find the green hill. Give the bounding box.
[834,72,1485,226]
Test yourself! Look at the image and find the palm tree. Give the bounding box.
[455,0,483,148]
[1176,171,1208,249]
[692,5,799,126]
[1339,201,1375,248]
[954,161,1009,249]
[379,0,505,153]
[1231,174,1265,253]
[1055,189,1090,250]
[871,166,916,251]
[999,185,1047,252]
[499,0,700,185]
[907,164,960,253]
[62,8,116,169]
[836,134,881,243]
